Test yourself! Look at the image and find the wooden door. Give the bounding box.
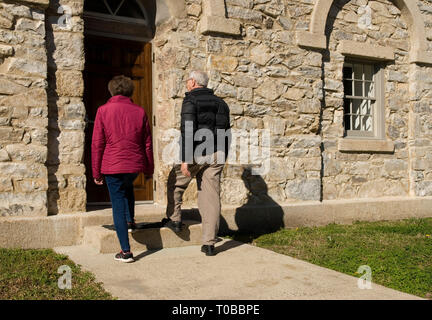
[84,35,153,203]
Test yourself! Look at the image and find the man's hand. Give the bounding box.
[181,163,191,177]
[94,178,104,185]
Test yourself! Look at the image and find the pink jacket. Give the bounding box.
[91,95,154,180]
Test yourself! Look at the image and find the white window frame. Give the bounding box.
[342,60,385,140]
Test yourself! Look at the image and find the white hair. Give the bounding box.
[189,70,209,87]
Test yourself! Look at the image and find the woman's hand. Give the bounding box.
[94,178,104,185]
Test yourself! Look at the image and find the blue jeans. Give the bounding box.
[105,173,138,252]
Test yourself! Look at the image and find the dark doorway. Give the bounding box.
[83,35,153,203]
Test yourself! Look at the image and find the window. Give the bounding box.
[84,0,149,25]
[83,0,155,42]
[343,61,384,139]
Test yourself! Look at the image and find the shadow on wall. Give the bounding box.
[178,167,285,241]
[45,6,61,216]
[219,167,285,241]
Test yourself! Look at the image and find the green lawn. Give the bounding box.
[0,248,114,300]
[231,218,432,299]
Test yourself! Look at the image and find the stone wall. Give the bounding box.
[410,0,432,197]
[321,0,411,199]
[0,0,49,216]
[153,0,324,206]
[45,0,86,214]
[2,0,432,217]
[152,0,432,207]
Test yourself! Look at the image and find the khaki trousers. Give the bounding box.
[166,152,224,246]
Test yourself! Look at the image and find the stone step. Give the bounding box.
[82,220,202,253]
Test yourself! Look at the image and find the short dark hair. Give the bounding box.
[108,75,134,97]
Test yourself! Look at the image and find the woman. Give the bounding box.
[92,75,154,263]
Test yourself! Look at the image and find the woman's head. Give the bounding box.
[108,75,135,97]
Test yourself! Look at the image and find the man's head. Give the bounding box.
[186,71,209,92]
[108,75,135,97]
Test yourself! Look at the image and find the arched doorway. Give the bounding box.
[83,0,156,204]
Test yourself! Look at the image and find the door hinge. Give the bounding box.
[152,52,155,63]
[153,115,156,126]
[154,181,156,191]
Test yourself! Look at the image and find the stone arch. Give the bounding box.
[296,0,432,65]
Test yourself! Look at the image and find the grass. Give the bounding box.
[228,218,432,299]
[0,248,115,300]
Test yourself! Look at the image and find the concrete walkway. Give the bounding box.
[54,240,421,300]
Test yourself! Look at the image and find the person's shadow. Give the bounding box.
[217,167,285,253]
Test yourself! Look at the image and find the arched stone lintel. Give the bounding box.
[296,0,432,65]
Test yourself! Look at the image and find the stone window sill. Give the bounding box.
[338,138,394,153]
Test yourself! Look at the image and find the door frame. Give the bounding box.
[83,27,155,207]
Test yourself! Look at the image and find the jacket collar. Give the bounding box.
[108,95,133,104]
[186,87,214,96]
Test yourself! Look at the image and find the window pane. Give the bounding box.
[353,64,363,80]
[343,79,352,96]
[117,0,146,19]
[343,98,351,113]
[106,0,124,14]
[352,99,361,131]
[353,114,361,130]
[344,114,351,131]
[366,99,373,116]
[85,0,111,14]
[343,65,353,79]
[352,98,360,114]
[365,81,374,98]
[363,115,373,131]
[354,80,363,97]
[364,64,373,81]
[360,99,369,115]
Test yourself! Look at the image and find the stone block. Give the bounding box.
[15,18,45,36]
[221,178,249,205]
[266,158,295,181]
[0,44,14,57]
[208,55,238,72]
[5,144,47,163]
[227,6,262,24]
[56,70,84,97]
[0,127,24,143]
[83,221,203,254]
[0,58,46,78]
[285,179,321,201]
[233,74,259,88]
[187,3,202,17]
[250,44,273,66]
[47,33,84,70]
[200,16,241,36]
[12,178,48,192]
[237,87,253,102]
[0,177,13,192]
[255,81,285,101]
[0,162,47,179]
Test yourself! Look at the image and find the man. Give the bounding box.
[165,70,230,256]
[92,75,154,263]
